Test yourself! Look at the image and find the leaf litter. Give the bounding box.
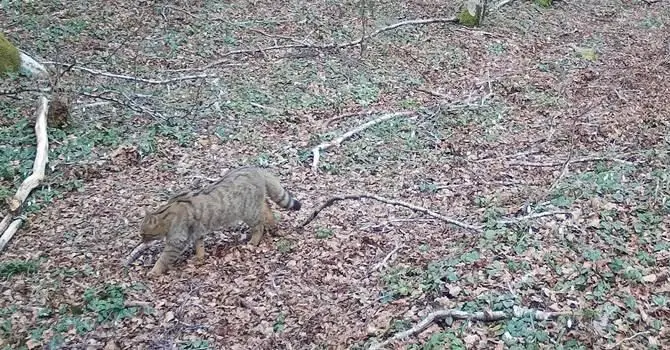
[1,0,669,349]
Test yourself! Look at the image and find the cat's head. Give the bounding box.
[139,210,169,242]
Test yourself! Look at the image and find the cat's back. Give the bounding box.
[202,166,268,194]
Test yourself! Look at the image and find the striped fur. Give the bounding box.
[139,167,301,276]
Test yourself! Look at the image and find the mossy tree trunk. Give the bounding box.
[0,33,21,77]
[458,0,488,27]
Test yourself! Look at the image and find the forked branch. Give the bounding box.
[311,111,414,172]
[297,193,484,233]
[298,194,573,234]
[194,17,460,70]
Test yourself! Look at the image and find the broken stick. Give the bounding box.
[297,193,484,233]
[310,111,415,172]
[0,96,49,252]
[369,306,573,350]
[6,96,50,212]
[123,242,153,267]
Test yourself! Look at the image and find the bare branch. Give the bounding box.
[491,0,515,11]
[373,241,403,271]
[369,306,573,349]
[323,108,384,128]
[297,193,484,233]
[496,210,572,225]
[0,219,23,252]
[195,17,460,70]
[311,111,414,172]
[299,193,572,234]
[0,96,49,251]
[42,62,214,84]
[508,156,635,168]
[6,96,49,212]
[124,242,155,267]
[606,331,651,350]
[312,93,492,172]
[80,91,167,121]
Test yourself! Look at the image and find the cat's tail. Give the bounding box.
[263,172,302,211]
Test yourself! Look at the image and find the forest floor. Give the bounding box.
[1,0,669,349]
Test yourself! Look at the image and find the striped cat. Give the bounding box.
[139,166,301,276]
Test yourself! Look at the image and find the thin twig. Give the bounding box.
[323,108,384,127]
[80,91,167,121]
[163,5,199,19]
[496,210,572,225]
[299,193,571,233]
[605,331,651,350]
[416,88,449,99]
[313,94,492,172]
[548,99,603,193]
[341,17,458,48]
[297,193,484,233]
[548,151,573,193]
[373,242,403,271]
[475,148,542,163]
[491,0,516,11]
[311,111,414,172]
[508,156,634,167]
[249,102,282,114]
[42,62,214,84]
[369,306,573,349]
[195,17,459,70]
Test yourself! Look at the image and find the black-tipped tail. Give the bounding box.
[289,197,302,211]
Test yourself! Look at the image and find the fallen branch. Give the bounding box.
[311,111,414,172]
[373,241,403,271]
[6,96,50,212]
[508,156,635,168]
[606,331,651,350]
[312,93,493,172]
[193,17,459,70]
[369,306,573,350]
[123,241,154,267]
[0,216,11,237]
[0,219,23,252]
[19,51,48,78]
[490,0,515,11]
[323,108,384,128]
[42,62,214,85]
[297,193,484,233]
[80,91,167,121]
[338,17,458,49]
[299,193,573,234]
[496,210,572,225]
[0,96,49,252]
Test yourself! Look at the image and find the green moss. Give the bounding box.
[0,33,20,77]
[458,8,479,27]
[535,0,552,7]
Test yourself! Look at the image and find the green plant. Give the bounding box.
[276,238,292,254]
[83,284,136,323]
[0,258,40,280]
[179,339,210,350]
[273,312,286,333]
[315,227,333,239]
